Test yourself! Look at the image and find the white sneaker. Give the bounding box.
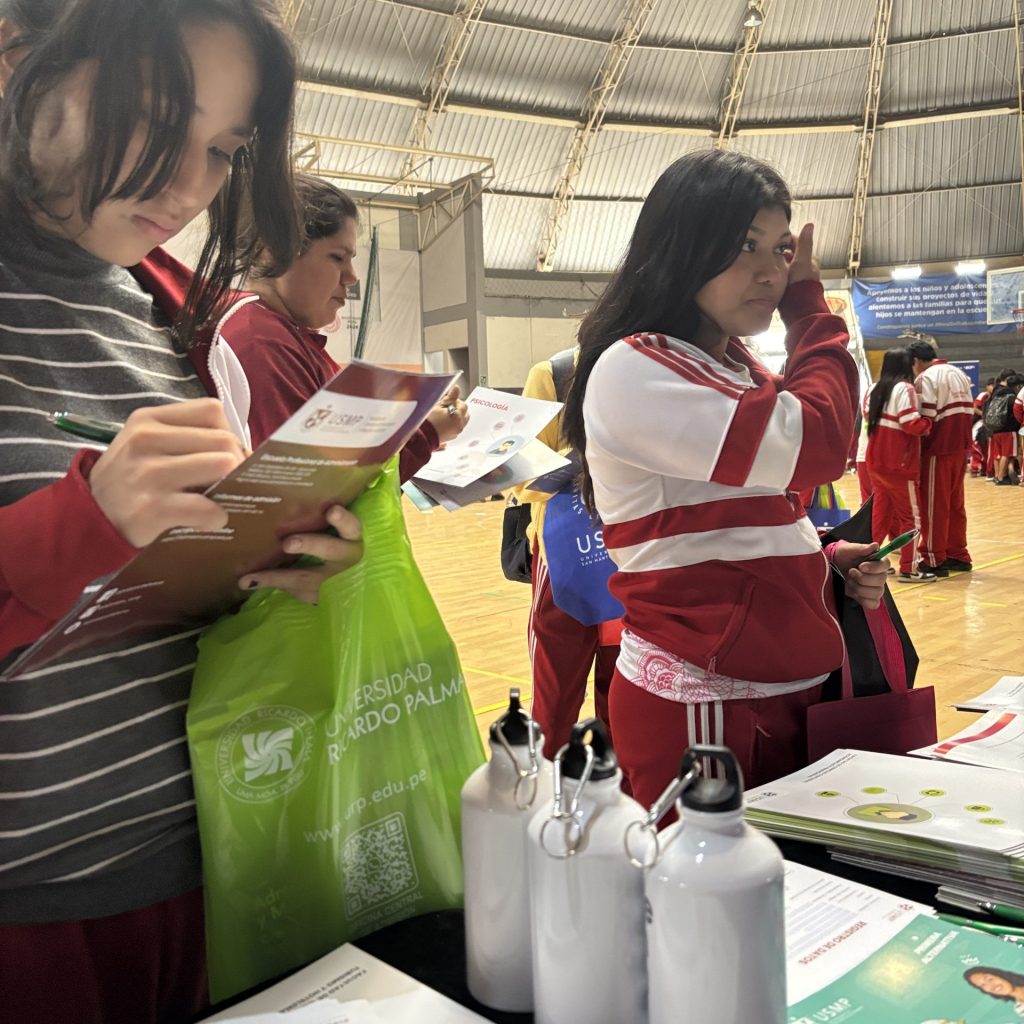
[899,570,938,582]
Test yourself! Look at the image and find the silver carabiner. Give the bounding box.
[623,763,701,869]
[494,712,542,811]
[539,741,596,859]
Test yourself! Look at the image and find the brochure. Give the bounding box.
[911,710,1024,774]
[783,861,934,1005]
[956,677,1024,714]
[788,913,1024,1023]
[413,438,570,511]
[745,750,1024,884]
[413,387,562,488]
[203,944,488,1023]
[3,363,455,679]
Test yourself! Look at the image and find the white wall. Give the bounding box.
[485,315,580,388]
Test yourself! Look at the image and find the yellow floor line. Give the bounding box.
[975,601,1010,608]
[891,551,1024,594]
[464,664,531,686]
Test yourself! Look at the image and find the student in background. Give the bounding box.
[0,3,360,1020]
[561,150,887,806]
[970,377,995,478]
[988,368,1021,487]
[854,402,873,505]
[228,173,469,465]
[908,339,974,576]
[863,348,933,582]
[510,349,619,759]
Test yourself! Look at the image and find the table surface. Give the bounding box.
[350,838,943,1024]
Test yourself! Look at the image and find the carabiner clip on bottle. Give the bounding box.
[493,688,543,810]
[623,761,702,869]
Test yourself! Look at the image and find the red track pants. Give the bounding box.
[528,540,617,759]
[869,467,923,573]
[919,451,971,567]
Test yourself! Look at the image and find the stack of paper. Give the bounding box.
[955,675,1024,713]
[409,387,568,510]
[745,750,1024,889]
[203,944,488,1023]
[910,709,1024,774]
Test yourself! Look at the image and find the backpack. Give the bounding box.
[983,388,1019,435]
[500,349,576,584]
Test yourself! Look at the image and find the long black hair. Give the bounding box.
[963,966,1024,1003]
[866,347,914,434]
[244,172,359,278]
[562,148,792,513]
[0,0,299,342]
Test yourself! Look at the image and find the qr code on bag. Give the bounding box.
[342,812,419,917]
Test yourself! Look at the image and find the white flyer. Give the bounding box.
[955,675,1024,713]
[202,945,488,1023]
[910,709,1024,774]
[782,861,934,1004]
[414,438,570,510]
[414,387,562,488]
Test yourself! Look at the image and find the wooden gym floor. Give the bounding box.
[404,473,1022,747]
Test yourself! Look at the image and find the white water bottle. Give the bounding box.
[462,689,552,1012]
[527,718,652,1024]
[645,745,786,1024]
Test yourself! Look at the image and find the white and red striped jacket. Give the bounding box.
[1014,385,1024,426]
[863,380,931,479]
[583,280,857,694]
[916,360,973,455]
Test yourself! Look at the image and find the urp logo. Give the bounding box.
[216,705,314,803]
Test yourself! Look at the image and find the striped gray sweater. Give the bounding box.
[0,226,207,923]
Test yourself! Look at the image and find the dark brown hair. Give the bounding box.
[246,172,359,278]
[0,0,300,342]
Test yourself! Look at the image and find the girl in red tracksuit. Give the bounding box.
[560,150,888,807]
[864,348,934,582]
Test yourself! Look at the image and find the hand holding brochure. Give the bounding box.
[413,386,564,491]
[4,363,455,679]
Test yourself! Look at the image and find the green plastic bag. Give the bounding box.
[187,461,485,1002]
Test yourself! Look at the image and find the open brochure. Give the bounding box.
[788,912,1024,1023]
[202,944,488,1023]
[3,363,455,680]
[412,438,569,511]
[412,386,563,490]
[956,676,1024,714]
[911,710,1024,774]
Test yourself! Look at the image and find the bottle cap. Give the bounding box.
[678,745,744,813]
[490,688,541,747]
[562,717,618,780]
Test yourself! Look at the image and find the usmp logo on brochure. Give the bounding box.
[217,705,315,803]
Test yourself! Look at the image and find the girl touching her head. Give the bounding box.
[562,149,886,807]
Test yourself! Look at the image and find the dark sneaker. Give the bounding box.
[900,570,938,583]
[942,559,973,572]
[919,562,949,578]
[995,477,1015,486]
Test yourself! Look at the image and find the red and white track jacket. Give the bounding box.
[863,381,931,479]
[916,360,973,456]
[1014,386,1024,426]
[583,281,857,691]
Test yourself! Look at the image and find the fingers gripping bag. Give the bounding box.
[187,460,484,1001]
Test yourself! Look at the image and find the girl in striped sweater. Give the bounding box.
[863,347,934,582]
[562,150,888,807]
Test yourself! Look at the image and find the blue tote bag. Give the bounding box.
[541,489,625,626]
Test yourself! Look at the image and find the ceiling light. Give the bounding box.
[744,1,764,28]
[955,260,986,275]
[892,266,922,280]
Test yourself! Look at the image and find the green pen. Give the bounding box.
[937,912,1024,937]
[49,411,122,446]
[869,529,919,561]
